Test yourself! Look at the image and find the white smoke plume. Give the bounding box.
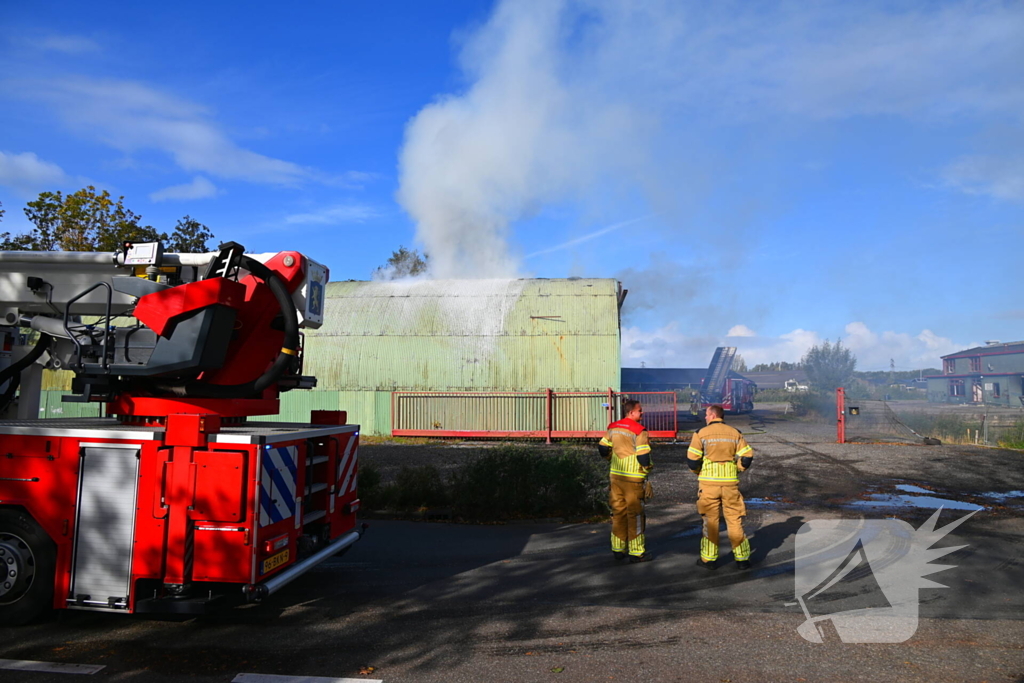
[397,0,1024,278]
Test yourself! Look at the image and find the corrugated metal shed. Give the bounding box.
[264,277,623,433]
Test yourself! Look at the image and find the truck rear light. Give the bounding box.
[343,499,360,514]
[263,534,289,555]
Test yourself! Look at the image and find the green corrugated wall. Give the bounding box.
[300,278,621,435]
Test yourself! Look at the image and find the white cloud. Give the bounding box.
[15,78,366,188]
[842,322,974,369]
[0,150,69,196]
[942,154,1024,202]
[284,204,381,225]
[149,176,218,202]
[727,325,757,337]
[623,320,973,370]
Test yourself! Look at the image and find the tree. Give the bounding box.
[801,339,856,391]
[733,354,748,373]
[167,215,215,253]
[8,186,165,252]
[373,246,429,280]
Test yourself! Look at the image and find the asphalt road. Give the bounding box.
[2,409,1022,683]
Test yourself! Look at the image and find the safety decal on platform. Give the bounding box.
[260,445,298,527]
[337,437,359,498]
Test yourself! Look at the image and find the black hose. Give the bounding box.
[0,333,52,413]
[155,257,299,399]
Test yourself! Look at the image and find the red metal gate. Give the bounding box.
[392,390,677,441]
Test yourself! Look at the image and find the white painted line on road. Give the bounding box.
[0,658,105,675]
[233,674,382,683]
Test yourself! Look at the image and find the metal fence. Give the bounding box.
[392,389,677,441]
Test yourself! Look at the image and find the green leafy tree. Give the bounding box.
[167,215,215,253]
[373,245,429,279]
[9,186,165,252]
[801,339,857,391]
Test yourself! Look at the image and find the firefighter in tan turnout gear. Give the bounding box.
[688,404,753,570]
[598,400,652,563]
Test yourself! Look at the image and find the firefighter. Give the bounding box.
[688,404,753,570]
[598,399,652,563]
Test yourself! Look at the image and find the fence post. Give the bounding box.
[836,387,845,444]
[545,388,553,445]
[607,388,614,425]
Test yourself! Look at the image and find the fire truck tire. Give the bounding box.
[0,509,56,625]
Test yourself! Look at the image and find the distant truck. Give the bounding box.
[785,378,809,393]
[701,377,756,414]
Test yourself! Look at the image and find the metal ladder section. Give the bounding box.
[701,346,736,404]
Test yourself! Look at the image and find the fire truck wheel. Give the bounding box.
[0,509,56,625]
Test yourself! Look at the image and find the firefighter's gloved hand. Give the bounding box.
[636,453,651,468]
[686,458,702,473]
[597,444,612,460]
[740,456,753,471]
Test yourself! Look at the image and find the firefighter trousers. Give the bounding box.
[696,484,751,562]
[610,476,646,556]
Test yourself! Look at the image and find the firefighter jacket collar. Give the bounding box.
[707,418,724,425]
[608,418,644,435]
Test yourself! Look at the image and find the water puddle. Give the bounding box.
[979,490,1024,502]
[849,493,984,512]
[744,498,781,506]
[894,484,932,494]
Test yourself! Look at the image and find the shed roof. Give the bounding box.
[303,278,622,391]
[943,341,1024,359]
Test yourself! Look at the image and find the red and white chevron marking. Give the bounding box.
[336,436,359,497]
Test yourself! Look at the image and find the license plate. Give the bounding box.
[261,549,290,575]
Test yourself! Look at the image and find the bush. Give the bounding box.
[450,445,608,520]
[360,446,608,521]
[753,388,792,402]
[787,391,835,418]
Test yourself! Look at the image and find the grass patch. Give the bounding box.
[896,412,983,444]
[358,445,608,522]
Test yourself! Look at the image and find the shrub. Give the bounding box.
[449,445,607,520]
[788,391,834,418]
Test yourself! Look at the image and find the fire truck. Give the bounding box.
[699,347,756,414]
[0,242,363,625]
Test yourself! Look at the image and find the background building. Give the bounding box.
[926,341,1024,406]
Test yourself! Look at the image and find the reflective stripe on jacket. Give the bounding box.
[600,418,651,481]
[687,419,752,485]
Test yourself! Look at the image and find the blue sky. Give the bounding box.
[2,1,1023,370]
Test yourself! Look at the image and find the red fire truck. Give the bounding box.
[0,242,362,624]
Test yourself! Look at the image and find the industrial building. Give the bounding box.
[266,278,625,435]
[926,341,1024,406]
